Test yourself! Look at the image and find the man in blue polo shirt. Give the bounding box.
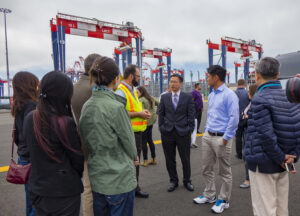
[193,65,239,214]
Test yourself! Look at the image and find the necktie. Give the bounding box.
[173,93,178,109]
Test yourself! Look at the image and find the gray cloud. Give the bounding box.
[0,0,299,82]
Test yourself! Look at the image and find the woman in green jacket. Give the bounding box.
[79,57,137,216]
[136,86,158,167]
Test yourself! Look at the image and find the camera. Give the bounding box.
[286,76,300,103]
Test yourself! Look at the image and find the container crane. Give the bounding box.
[114,46,172,93]
[50,12,143,74]
[207,36,263,82]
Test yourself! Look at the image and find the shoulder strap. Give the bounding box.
[11,121,16,159]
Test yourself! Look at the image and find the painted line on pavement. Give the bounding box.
[0,133,204,173]
[154,133,204,144]
[0,166,9,173]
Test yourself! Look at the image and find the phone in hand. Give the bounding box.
[285,163,296,172]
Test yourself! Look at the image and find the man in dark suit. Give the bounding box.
[158,74,195,192]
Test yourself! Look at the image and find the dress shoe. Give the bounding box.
[235,154,243,159]
[184,182,194,191]
[167,183,178,192]
[135,190,149,198]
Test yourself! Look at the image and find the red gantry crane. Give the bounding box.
[50,13,143,74]
[207,36,263,82]
[114,46,173,93]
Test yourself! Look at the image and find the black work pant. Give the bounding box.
[135,132,142,192]
[161,130,191,184]
[142,125,156,160]
[30,193,80,216]
[196,110,202,131]
[235,125,245,159]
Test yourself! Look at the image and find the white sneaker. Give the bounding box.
[211,199,229,214]
[193,195,216,204]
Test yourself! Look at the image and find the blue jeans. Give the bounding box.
[93,190,135,216]
[18,157,35,216]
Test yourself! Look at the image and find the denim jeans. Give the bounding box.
[92,190,135,216]
[18,157,35,216]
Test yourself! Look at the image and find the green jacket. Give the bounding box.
[79,88,137,195]
[139,96,158,126]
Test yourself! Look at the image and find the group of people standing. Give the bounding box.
[10,54,300,216]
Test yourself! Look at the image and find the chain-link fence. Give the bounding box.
[145,81,210,100]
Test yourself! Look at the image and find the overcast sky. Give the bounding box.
[0,0,299,89]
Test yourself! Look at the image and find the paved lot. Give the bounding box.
[1,106,300,216]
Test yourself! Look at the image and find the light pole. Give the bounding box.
[0,8,12,97]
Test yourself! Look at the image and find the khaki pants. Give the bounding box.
[201,132,233,202]
[249,169,289,216]
[82,161,94,216]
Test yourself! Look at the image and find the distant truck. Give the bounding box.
[276,51,300,89]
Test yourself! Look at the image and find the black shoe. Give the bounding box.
[184,182,194,191]
[235,154,242,159]
[197,130,202,134]
[135,190,149,198]
[167,183,178,192]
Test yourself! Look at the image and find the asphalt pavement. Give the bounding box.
[1,105,300,216]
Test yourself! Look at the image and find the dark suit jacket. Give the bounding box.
[158,91,195,136]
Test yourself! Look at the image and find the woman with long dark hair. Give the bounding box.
[23,71,84,215]
[136,86,158,167]
[79,57,137,216]
[11,71,39,216]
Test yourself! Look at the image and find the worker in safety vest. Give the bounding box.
[115,64,151,198]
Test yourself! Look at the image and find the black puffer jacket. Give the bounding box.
[245,81,300,173]
[15,101,36,161]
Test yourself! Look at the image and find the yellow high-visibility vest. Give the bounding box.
[117,83,147,132]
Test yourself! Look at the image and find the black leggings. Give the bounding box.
[142,125,156,160]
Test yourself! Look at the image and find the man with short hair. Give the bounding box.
[235,79,250,159]
[71,53,101,216]
[192,83,203,132]
[158,74,195,192]
[193,65,239,214]
[115,64,150,198]
[244,57,300,216]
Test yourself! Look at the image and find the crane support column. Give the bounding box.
[244,59,250,81]
[0,83,3,96]
[57,25,66,73]
[127,46,132,65]
[235,65,238,83]
[51,26,59,71]
[221,44,227,69]
[167,56,171,84]
[122,51,127,73]
[115,54,119,70]
[159,58,163,94]
[209,48,213,66]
